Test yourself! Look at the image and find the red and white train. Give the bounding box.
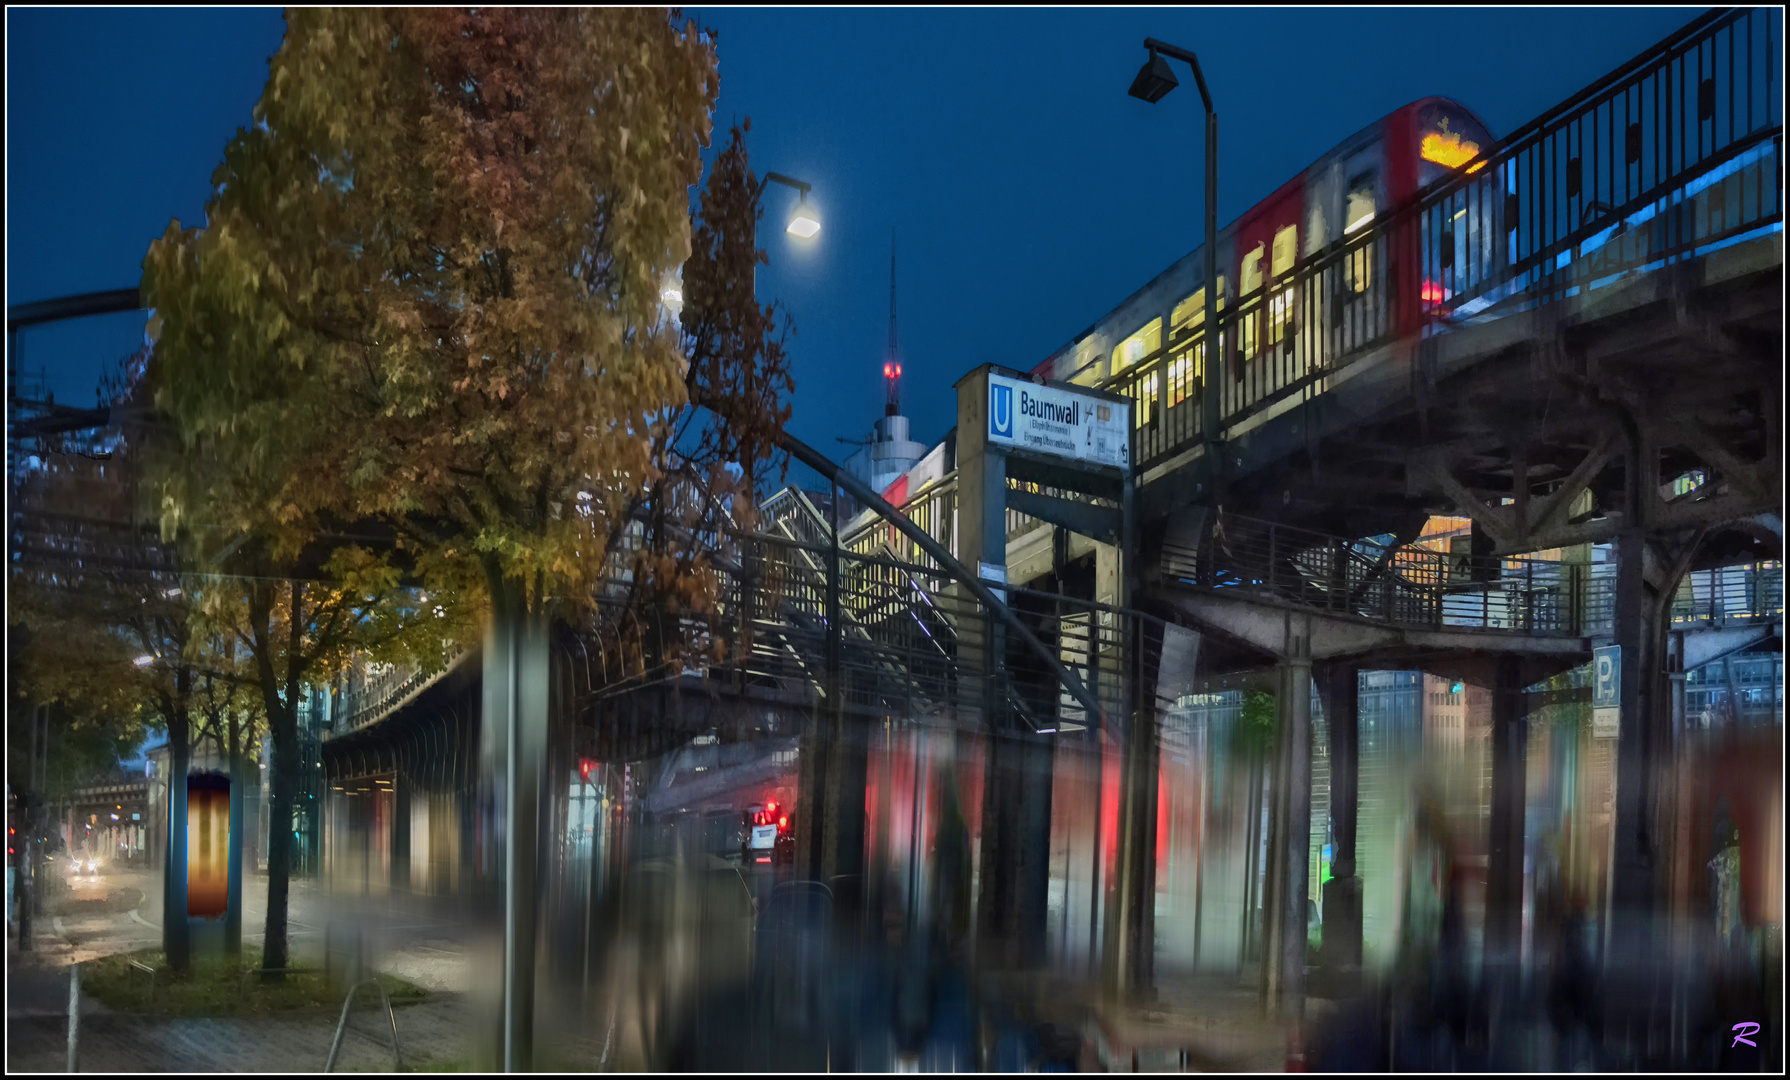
[1032,97,1500,387]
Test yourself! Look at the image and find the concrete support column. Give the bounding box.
[1264,627,1313,1018]
[1606,526,1672,1051]
[1319,664,1362,981]
[1485,655,1528,1010]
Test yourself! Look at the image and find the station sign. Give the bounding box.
[987,372,1130,473]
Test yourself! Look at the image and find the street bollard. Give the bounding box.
[67,961,81,1073]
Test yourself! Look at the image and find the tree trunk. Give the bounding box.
[252,581,306,978]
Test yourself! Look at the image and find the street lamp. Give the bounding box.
[761,171,820,238]
[1129,38,1220,491]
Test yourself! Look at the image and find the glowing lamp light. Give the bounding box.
[133,655,154,668]
[778,816,788,829]
[884,362,893,379]
[786,200,821,238]
[1421,280,1448,303]
[1421,131,1482,170]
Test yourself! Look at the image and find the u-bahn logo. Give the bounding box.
[990,381,1014,438]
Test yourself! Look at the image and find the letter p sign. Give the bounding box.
[1732,1022,1760,1048]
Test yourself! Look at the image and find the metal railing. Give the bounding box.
[1577,559,1785,632]
[334,645,471,736]
[560,521,1160,740]
[1162,514,1586,635]
[1162,514,1783,640]
[1106,7,1782,475]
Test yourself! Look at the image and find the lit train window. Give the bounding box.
[1111,318,1161,374]
[1270,225,1299,278]
[1344,173,1377,235]
[1418,105,1494,187]
[1171,280,1227,334]
[1240,243,1265,294]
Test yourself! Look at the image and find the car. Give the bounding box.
[740,801,788,866]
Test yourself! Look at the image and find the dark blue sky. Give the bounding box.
[8,7,1703,450]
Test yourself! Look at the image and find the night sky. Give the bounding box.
[7,7,1705,454]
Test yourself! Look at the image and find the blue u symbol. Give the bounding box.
[991,383,1014,438]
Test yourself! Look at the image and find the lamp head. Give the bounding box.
[787,195,821,238]
[1129,49,1179,104]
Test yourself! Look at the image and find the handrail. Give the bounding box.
[323,976,403,1073]
[782,431,1104,728]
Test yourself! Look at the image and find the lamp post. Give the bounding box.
[759,171,821,238]
[1129,38,1220,498]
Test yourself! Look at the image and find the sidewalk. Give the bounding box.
[7,867,478,1073]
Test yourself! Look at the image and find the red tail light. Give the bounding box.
[778,816,788,829]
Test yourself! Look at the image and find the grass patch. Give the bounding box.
[83,946,427,1017]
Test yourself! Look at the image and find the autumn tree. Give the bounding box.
[618,117,796,674]
[144,10,719,1032]
[146,7,716,614]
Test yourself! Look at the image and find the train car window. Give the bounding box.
[1170,280,1226,336]
[1345,244,1374,295]
[1240,243,1265,295]
[1270,225,1299,278]
[1417,105,1493,188]
[1344,173,1377,235]
[1110,318,1161,374]
[1305,203,1328,256]
[1268,289,1294,347]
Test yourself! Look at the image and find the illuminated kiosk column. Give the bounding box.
[956,364,1134,975]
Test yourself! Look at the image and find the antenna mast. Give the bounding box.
[885,228,900,417]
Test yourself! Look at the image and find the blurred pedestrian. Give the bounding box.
[930,759,972,963]
[1546,887,1598,1068]
[1392,790,1447,1027]
[1708,820,1743,959]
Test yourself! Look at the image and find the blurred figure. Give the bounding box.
[894,756,978,1070]
[1545,883,1599,1069]
[930,758,972,962]
[1708,817,1743,959]
[1392,792,1446,1017]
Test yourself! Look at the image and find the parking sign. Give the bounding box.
[1592,644,1620,738]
